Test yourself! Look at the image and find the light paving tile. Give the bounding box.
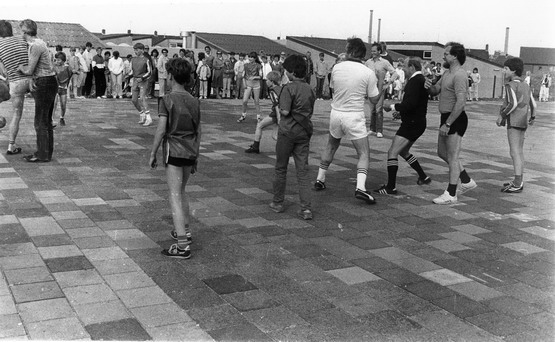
[426,239,471,253]
[0,296,17,315]
[3,267,53,285]
[236,188,268,195]
[91,258,143,275]
[11,281,64,303]
[34,190,66,198]
[26,317,89,340]
[19,217,64,236]
[419,269,472,286]
[96,220,135,230]
[63,283,118,305]
[105,199,141,207]
[447,281,504,301]
[501,241,547,255]
[130,303,193,327]
[105,229,148,240]
[0,215,18,225]
[103,271,156,291]
[117,286,173,308]
[38,196,72,204]
[51,211,88,220]
[37,245,82,259]
[326,266,380,285]
[520,226,555,241]
[235,217,275,228]
[53,269,104,289]
[114,238,160,251]
[0,254,45,270]
[0,314,26,339]
[81,246,128,261]
[0,177,27,190]
[0,242,38,257]
[17,298,75,323]
[369,247,416,261]
[439,232,482,244]
[451,224,492,235]
[72,300,132,325]
[72,198,107,206]
[146,321,213,342]
[65,227,107,239]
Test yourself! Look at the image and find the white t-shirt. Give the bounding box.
[331,60,379,112]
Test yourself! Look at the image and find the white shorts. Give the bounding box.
[329,109,368,140]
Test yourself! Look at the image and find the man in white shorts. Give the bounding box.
[314,37,381,204]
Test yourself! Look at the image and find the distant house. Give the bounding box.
[4,19,105,48]
[520,47,555,73]
[185,32,298,57]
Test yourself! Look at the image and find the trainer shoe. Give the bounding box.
[355,188,376,204]
[313,180,326,191]
[433,191,457,204]
[245,145,260,154]
[143,116,153,126]
[417,176,432,185]
[170,230,193,244]
[501,182,523,193]
[138,112,146,124]
[269,202,285,213]
[161,244,191,259]
[374,185,397,195]
[237,114,246,123]
[297,209,313,220]
[458,179,477,194]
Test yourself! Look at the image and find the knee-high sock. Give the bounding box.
[387,158,398,189]
[356,168,367,191]
[317,162,329,182]
[404,154,426,179]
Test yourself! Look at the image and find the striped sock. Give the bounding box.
[317,162,330,182]
[356,168,368,191]
[404,154,427,179]
[386,158,398,189]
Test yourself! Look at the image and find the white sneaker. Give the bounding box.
[458,179,477,194]
[256,114,261,122]
[138,113,146,124]
[376,132,383,138]
[433,191,457,204]
[143,116,152,126]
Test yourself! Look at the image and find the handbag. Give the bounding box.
[0,79,10,102]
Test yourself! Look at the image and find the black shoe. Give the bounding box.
[245,145,260,154]
[23,154,49,163]
[297,209,313,220]
[6,147,22,155]
[374,185,397,195]
[161,244,191,259]
[59,118,65,126]
[170,230,192,244]
[417,176,431,185]
[355,188,376,204]
[313,180,326,191]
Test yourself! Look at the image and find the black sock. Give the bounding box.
[386,159,398,189]
[252,141,260,149]
[459,169,471,183]
[404,154,427,179]
[447,183,457,197]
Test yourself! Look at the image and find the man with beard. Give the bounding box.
[425,42,477,204]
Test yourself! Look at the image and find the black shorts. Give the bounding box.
[396,120,426,142]
[57,87,68,96]
[441,111,468,137]
[167,156,196,167]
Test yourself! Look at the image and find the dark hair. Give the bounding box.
[0,20,13,38]
[266,71,281,85]
[179,48,186,54]
[406,57,422,71]
[55,45,63,52]
[371,42,382,53]
[283,55,307,78]
[248,51,261,64]
[20,19,37,36]
[198,52,205,61]
[319,52,324,57]
[113,51,120,58]
[445,42,466,65]
[126,54,132,58]
[205,46,211,51]
[380,41,387,51]
[104,51,111,57]
[473,67,478,72]
[55,51,66,62]
[151,49,159,57]
[504,57,524,77]
[239,52,246,57]
[346,37,366,59]
[162,48,168,53]
[86,42,92,48]
[165,58,191,85]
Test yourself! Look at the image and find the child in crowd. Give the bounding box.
[245,71,282,154]
[222,58,234,99]
[270,55,316,220]
[149,58,201,259]
[53,52,72,126]
[496,57,536,193]
[196,52,210,99]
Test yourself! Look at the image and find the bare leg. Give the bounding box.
[166,164,192,238]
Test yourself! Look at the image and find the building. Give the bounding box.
[520,47,555,98]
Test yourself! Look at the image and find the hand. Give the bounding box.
[529,116,535,125]
[191,160,198,174]
[496,116,503,127]
[383,100,393,112]
[424,78,433,89]
[29,78,35,92]
[439,124,450,137]
[149,156,157,169]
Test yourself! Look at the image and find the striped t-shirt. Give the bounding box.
[0,35,30,83]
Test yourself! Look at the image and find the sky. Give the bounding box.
[3,0,555,56]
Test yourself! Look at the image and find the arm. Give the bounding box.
[367,70,381,104]
[392,78,420,113]
[279,86,291,117]
[425,77,442,96]
[18,43,40,76]
[529,89,537,125]
[149,115,167,168]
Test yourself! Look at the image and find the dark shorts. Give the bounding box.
[396,120,426,142]
[167,156,196,167]
[57,87,68,96]
[441,111,468,137]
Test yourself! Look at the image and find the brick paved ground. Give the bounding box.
[0,95,553,341]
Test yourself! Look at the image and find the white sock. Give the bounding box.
[356,169,367,191]
[317,168,327,182]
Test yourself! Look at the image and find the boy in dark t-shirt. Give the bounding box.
[270,55,316,220]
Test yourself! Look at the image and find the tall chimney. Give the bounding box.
[368,10,373,43]
[504,27,509,56]
[191,32,197,49]
[485,44,489,52]
[127,29,131,35]
[377,19,381,43]
[154,30,158,36]
[101,29,105,35]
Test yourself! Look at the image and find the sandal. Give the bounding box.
[6,147,22,155]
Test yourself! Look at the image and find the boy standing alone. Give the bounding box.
[270,55,316,220]
[131,43,152,126]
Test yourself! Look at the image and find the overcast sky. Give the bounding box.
[3,0,554,56]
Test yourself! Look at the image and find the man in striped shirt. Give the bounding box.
[0,20,32,155]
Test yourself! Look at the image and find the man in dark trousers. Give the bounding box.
[375,57,431,195]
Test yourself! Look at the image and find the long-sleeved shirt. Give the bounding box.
[261,62,272,80]
[157,55,169,79]
[314,60,328,78]
[108,57,124,75]
[365,57,396,89]
[500,78,536,129]
[234,60,245,77]
[82,49,94,71]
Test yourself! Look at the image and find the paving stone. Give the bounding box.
[85,318,151,341]
[501,241,548,255]
[45,255,94,273]
[146,321,213,342]
[358,309,423,334]
[130,302,193,328]
[447,281,505,301]
[72,235,116,249]
[375,267,426,286]
[221,289,280,312]
[91,257,143,275]
[31,234,73,247]
[37,244,82,259]
[242,306,309,333]
[17,298,75,323]
[18,217,65,236]
[426,239,471,253]
[53,269,104,289]
[63,283,118,305]
[203,274,258,295]
[188,303,247,331]
[117,285,173,308]
[369,247,416,261]
[326,266,380,285]
[0,314,26,339]
[103,271,156,291]
[81,246,129,261]
[466,311,534,337]
[0,242,38,257]
[0,295,17,315]
[419,268,473,286]
[389,256,443,274]
[330,293,390,316]
[27,317,89,340]
[483,296,543,317]
[3,266,53,285]
[0,254,45,270]
[207,322,272,342]
[11,281,64,303]
[0,223,31,245]
[432,294,492,318]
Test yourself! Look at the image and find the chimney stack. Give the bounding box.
[485,44,489,52]
[154,30,158,36]
[368,10,373,43]
[377,18,381,43]
[504,27,509,56]
[101,29,105,35]
[127,29,131,35]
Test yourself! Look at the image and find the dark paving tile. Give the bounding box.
[375,267,426,287]
[483,296,543,317]
[45,255,94,273]
[283,244,330,258]
[222,289,280,312]
[466,312,534,337]
[432,294,492,318]
[305,254,352,271]
[31,234,73,247]
[203,274,258,295]
[188,304,248,331]
[85,318,151,341]
[346,236,391,250]
[404,280,458,301]
[0,223,31,244]
[358,310,423,334]
[351,257,397,273]
[249,225,288,237]
[207,323,272,342]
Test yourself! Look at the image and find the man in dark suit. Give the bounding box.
[374,56,431,195]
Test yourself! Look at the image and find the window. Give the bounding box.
[423,51,432,59]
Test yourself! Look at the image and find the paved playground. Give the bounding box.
[0,96,553,341]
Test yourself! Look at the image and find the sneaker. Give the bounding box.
[59,118,65,126]
[297,209,313,220]
[269,202,285,213]
[374,185,397,195]
[237,114,246,123]
[161,244,191,259]
[417,176,431,185]
[355,188,376,204]
[245,145,260,154]
[170,230,193,244]
[138,112,145,124]
[376,132,383,138]
[433,191,457,204]
[501,182,523,193]
[51,121,57,128]
[458,179,477,194]
[313,180,326,191]
[143,117,153,126]
[256,114,261,122]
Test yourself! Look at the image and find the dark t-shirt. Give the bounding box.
[279,79,315,136]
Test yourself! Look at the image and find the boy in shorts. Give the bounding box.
[496,57,536,193]
[53,52,72,126]
[269,55,315,220]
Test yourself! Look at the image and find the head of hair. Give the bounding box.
[162,48,168,53]
[445,42,466,65]
[86,42,92,48]
[55,45,63,51]
[239,52,246,57]
[133,42,145,50]
[198,52,205,60]
[371,42,382,53]
[504,57,524,77]
[406,57,422,71]
[151,49,159,56]
[346,37,366,59]
[0,20,13,38]
[55,51,66,62]
[20,19,37,36]
[379,41,387,51]
[126,54,132,59]
[104,51,111,57]
[266,70,281,85]
[205,46,211,51]
[473,67,478,72]
[179,48,186,54]
[248,51,260,64]
[96,47,102,52]
[113,51,120,58]
[165,58,191,85]
[430,61,436,65]
[283,55,307,79]
[69,47,76,52]
[319,52,324,57]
